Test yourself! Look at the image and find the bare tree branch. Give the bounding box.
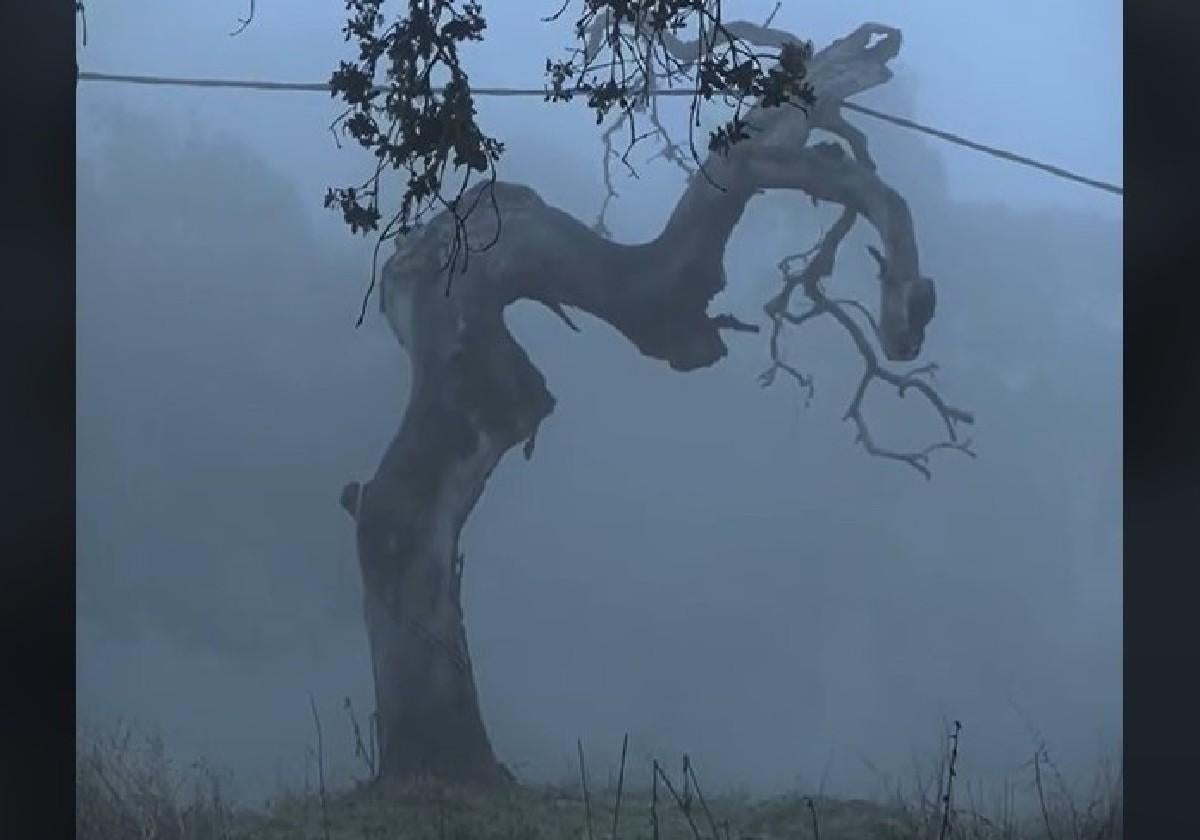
[758,201,973,477]
[230,0,256,37]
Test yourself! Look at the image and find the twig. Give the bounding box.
[1041,744,1082,840]
[684,757,721,840]
[937,721,962,840]
[579,739,595,840]
[1094,754,1123,840]
[682,755,692,817]
[612,734,629,840]
[782,227,974,475]
[805,796,821,840]
[651,760,661,840]
[1034,748,1059,840]
[230,0,256,37]
[344,696,378,780]
[309,694,332,840]
[763,212,974,477]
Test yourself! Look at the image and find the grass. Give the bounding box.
[76,720,1122,840]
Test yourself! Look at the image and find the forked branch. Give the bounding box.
[762,210,975,478]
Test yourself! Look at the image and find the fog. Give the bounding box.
[76,1,1122,805]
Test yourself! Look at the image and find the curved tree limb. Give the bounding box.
[812,107,876,170]
[229,0,255,37]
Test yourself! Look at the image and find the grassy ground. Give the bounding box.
[236,777,1121,840]
[238,783,907,840]
[76,721,1122,840]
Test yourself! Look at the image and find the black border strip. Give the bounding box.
[0,0,77,836]
[1124,2,1200,836]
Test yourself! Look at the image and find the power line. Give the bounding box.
[77,70,1123,197]
[838,102,1121,197]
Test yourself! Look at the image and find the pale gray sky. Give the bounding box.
[78,0,1121,220]
[76,0,1122,807]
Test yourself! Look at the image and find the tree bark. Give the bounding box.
[342,23,928,788]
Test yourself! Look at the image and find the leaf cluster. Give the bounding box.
[327,0,504,245]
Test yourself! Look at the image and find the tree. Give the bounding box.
[321,2,974,788]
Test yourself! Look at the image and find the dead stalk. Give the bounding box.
[579,738,595,840]
[309,693,332,840]
[612,734,629,840]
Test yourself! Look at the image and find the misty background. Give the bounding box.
[76,1,1122,805]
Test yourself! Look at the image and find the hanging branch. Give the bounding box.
[230,1,256,36]
[937,720,963,840]
[761,207,974,478]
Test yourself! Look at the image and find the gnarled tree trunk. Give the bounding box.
[340,23,948,787]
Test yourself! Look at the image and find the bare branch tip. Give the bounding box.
[229,1,256,37]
